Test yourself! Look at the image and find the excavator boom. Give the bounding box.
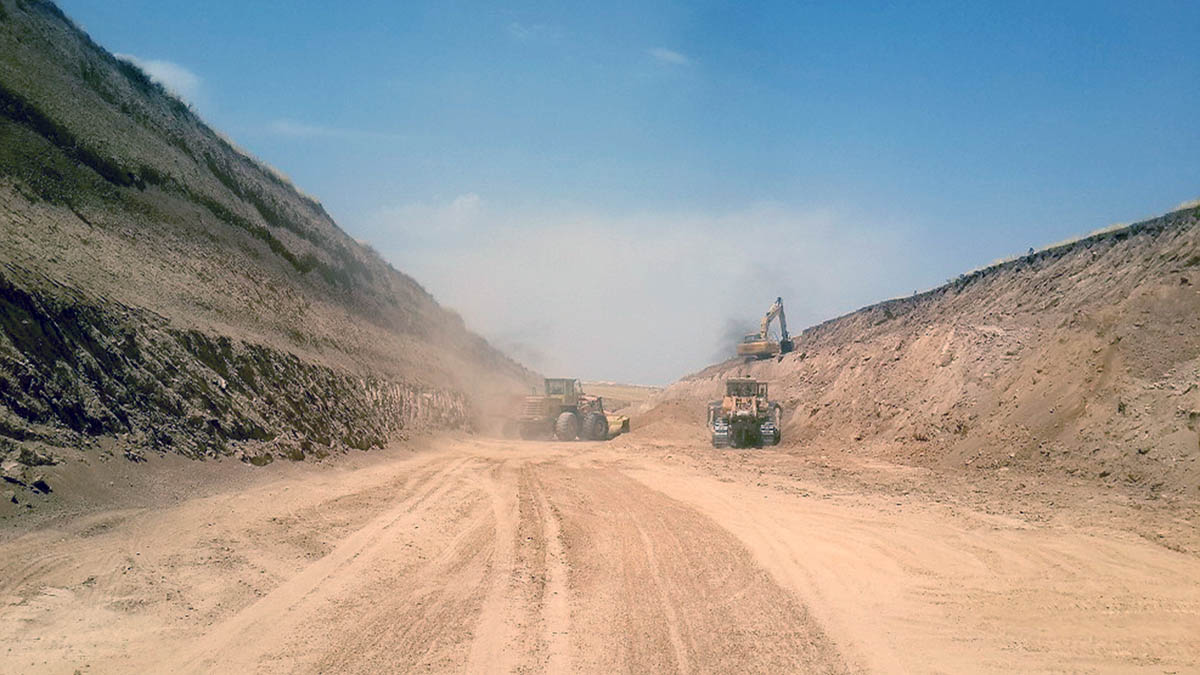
[759,297,789,343]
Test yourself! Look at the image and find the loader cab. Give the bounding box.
[725,379,762,398]
[544,378,580,405]
[724,379,768,399]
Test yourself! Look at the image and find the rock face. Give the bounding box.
[649,207,1200,494]
[0,265,470,459]
[0,1,534,467]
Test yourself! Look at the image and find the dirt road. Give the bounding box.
[2,435,1198,673]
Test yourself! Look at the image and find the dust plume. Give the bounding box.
[365,197,924,384]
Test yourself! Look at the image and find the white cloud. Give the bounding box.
[114,53,201,103]
[267,119,408,143]
[445,192,483,219]
[507,21,561,42]
[363,197,919,384]
[648,47,690,66]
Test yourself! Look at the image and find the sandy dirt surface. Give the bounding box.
[2,433,1198,674]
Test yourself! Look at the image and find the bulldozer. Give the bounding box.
[737,296,794,359]
[517,378,630,441]
[708,378,782,448]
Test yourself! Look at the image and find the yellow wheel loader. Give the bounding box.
[516,378,630,441]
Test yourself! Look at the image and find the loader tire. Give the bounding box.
[554,412,579,441]
[582,412,609,441]
[501,420,518,438]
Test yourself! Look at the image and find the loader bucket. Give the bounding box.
[606,414,631,438]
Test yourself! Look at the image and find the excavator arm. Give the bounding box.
[759,297,789,343]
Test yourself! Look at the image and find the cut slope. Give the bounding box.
[648,206,1200,494]
[0,1,533,470]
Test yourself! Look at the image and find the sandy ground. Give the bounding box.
[2,433,1198,674]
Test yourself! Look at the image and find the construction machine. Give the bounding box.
[708,378,782,448]
[737,296,794,359]
[516,378,630,441]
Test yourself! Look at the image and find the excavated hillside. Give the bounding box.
[0,0,533,479]
[648,206,1200,494]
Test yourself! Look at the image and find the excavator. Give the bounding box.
[736,297,794,359]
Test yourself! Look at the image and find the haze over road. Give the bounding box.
[3,433,1197,673]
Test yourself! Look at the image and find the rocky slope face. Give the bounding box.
[0,0,533,476]
[648,207,1200,495]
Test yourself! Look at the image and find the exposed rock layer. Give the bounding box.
[0,0,533,470]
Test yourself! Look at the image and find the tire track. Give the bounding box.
[632,519,691,674]
[546,463,849,674]
[464,460,519,674]
[303,492,498,673]
[175,454,480,673]
[531,469,572,674]
[624,460,1200,674]
[26,437,1193,673]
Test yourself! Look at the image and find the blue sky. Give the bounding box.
[59,1,1200,384]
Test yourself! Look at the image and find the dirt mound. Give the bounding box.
[0,1,534,483]
[649,206,1200,494]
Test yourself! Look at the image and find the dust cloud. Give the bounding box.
[369,197,924,384]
